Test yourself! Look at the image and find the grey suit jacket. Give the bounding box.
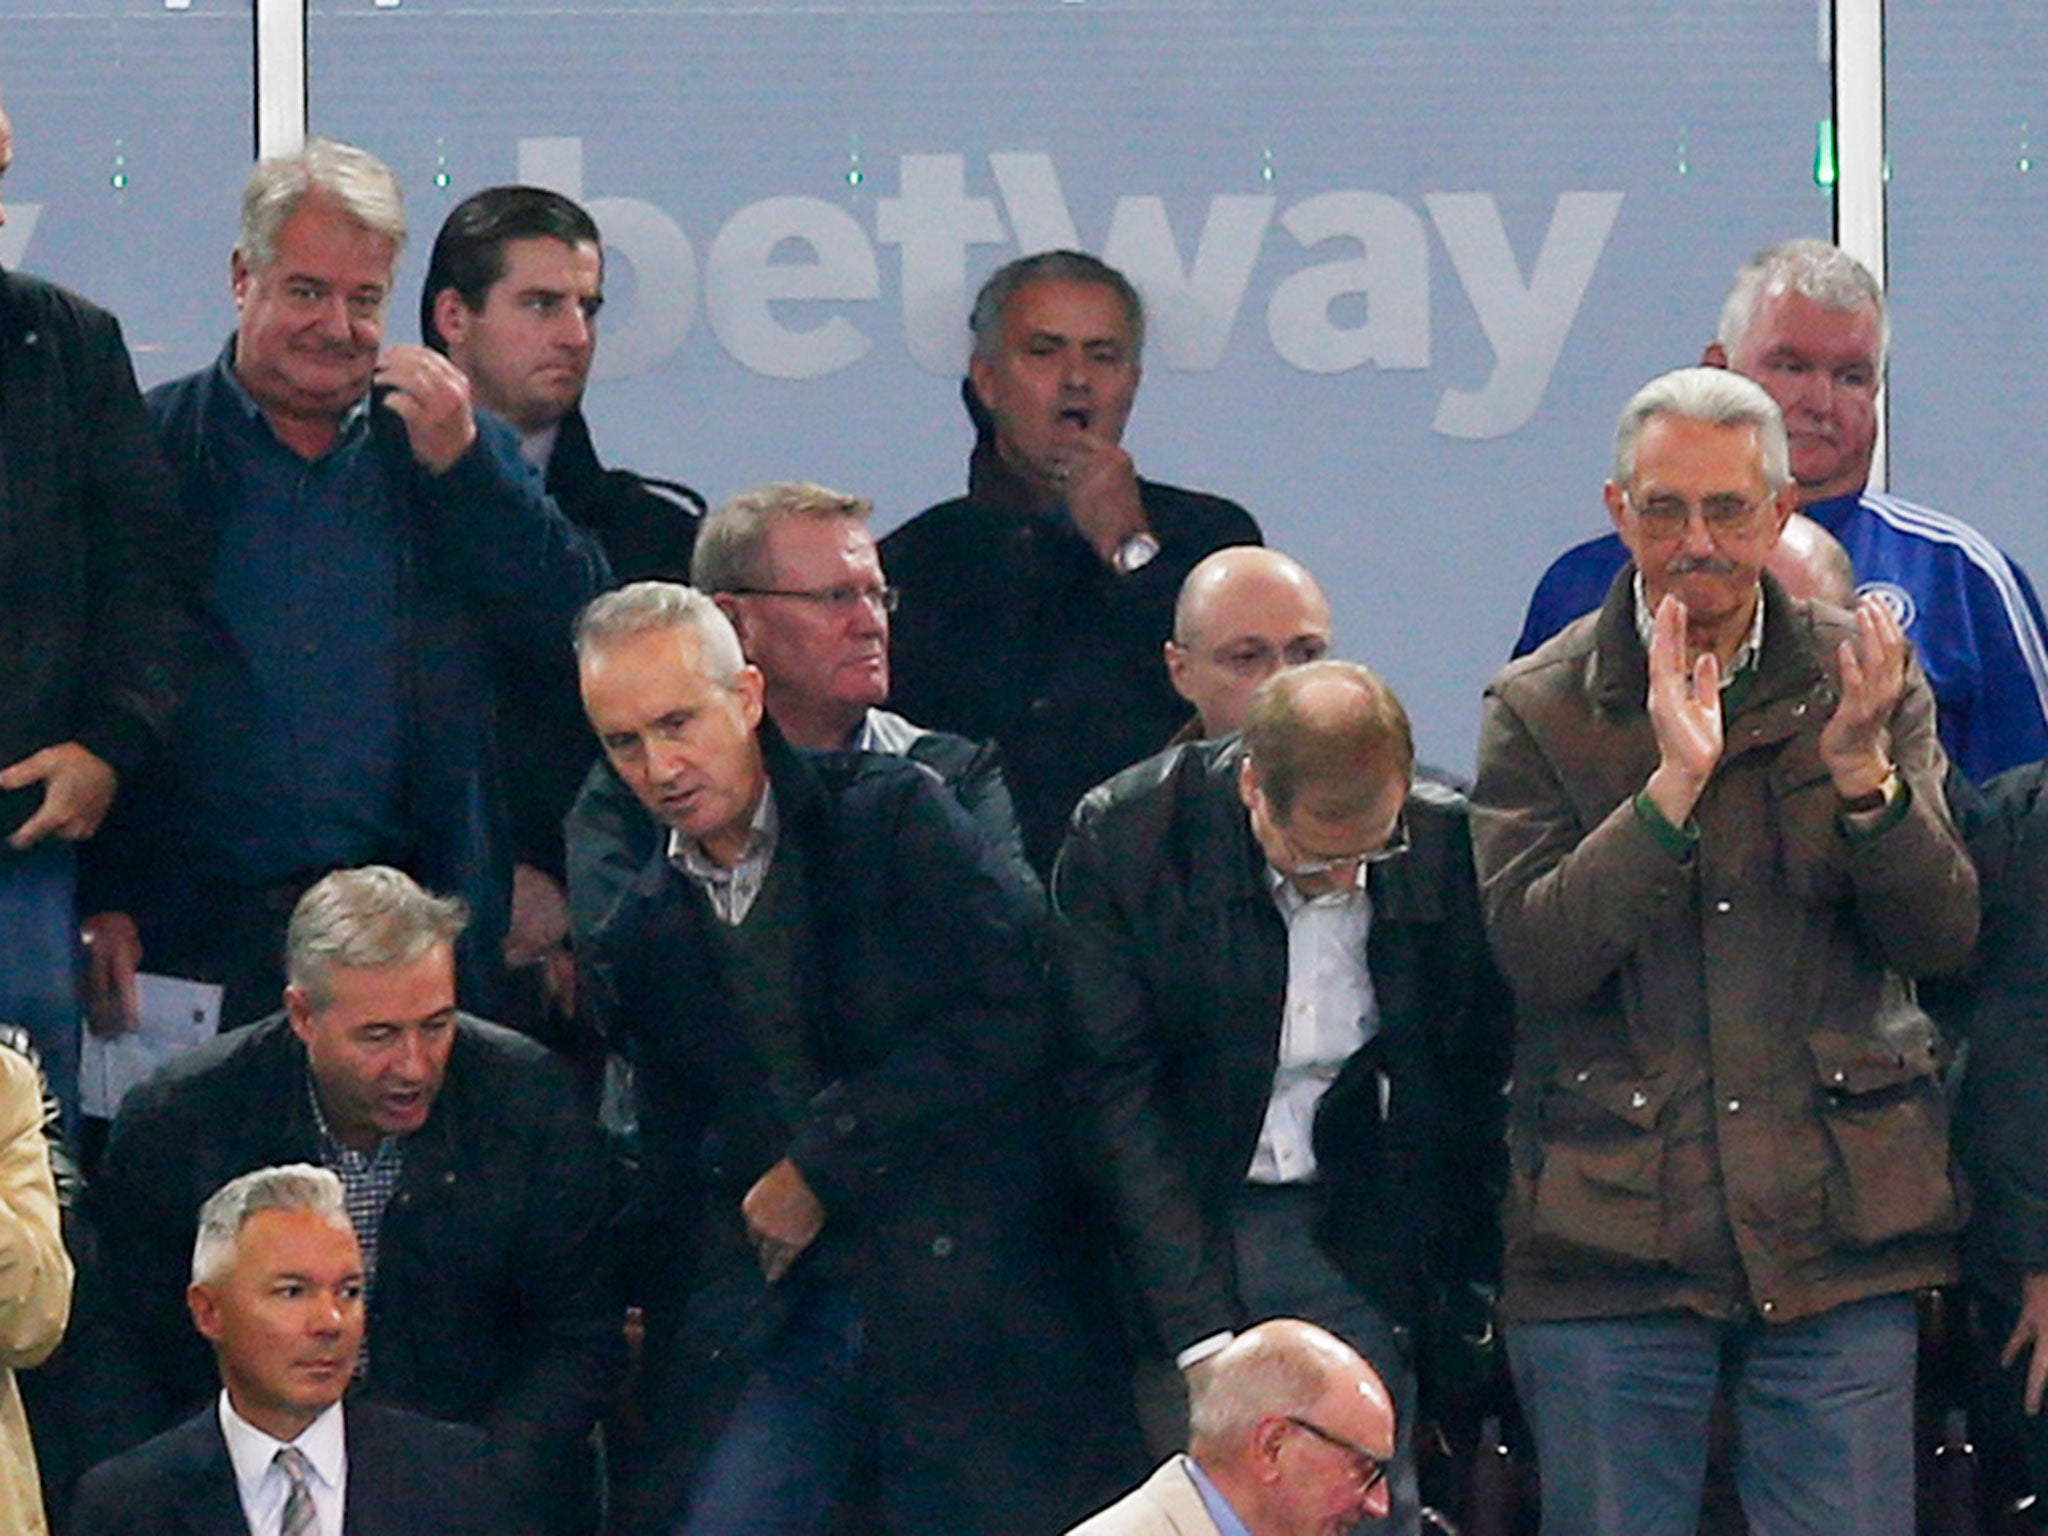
[1066,1457,1229,1536]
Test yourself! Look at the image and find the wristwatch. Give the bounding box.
[1111,531,1161,574]
[1839,769,1902,817]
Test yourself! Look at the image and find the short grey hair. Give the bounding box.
[1612,366,1791,492]
[286,866,467,1012]
[1716,238,1889,371]
[191,1164,354,1287]
[574,580,747,685]
[1188,1330,1334,1456]
[969,249,1145,366]
[691,482,874,595]
[238,137,406,273]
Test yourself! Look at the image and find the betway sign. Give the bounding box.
[555,138,1622,441]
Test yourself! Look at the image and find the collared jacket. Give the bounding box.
[80,1014,620,1536]
[0,270,200,842]
[84,350,610,1002]
[883,439,1261,873]
[1472,569,1978,1325]
[1051,737,1512,1354]
[572,731,1139,1535]
[0,1036,70,1536]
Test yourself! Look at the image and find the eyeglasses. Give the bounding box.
[1625,491,1773,541]
[727,584,900,614]
[1284,1416,1390,1495]
[1209,636,1332,678]
[1275,813,1410,883]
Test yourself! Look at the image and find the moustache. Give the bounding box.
[1667,556,1738,578]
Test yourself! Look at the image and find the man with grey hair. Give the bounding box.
[81,866,618,1535]
[72,1163,510,1536]
[1514,237,2048,784]
[1473,366,1978,1535]
[1065,1319,1394,1536]
[1165,546,1335,741]
[883,248,1261,873]
[569,580,1136,1536]
[79,136,610,1036]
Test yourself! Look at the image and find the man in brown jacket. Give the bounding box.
[1471,366,1977,1536]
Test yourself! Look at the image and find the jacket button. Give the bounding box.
[1759,1299,1776,1315]
[1725,1098,1742,1114]
[1714,899,1733,914]
[1575,1068,1592,1084]
[1629,1091,1647,1110]
[930,1235,955,1258]
[834,1113,858,1136]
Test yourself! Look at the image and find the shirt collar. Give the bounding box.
[668,782,780,881]
[306,1073,403,1159]
[519,421,560,474]
[215,338,373,443]
[1632,570,1767,687]
[1184,1455,1257,1536]
[219,1392,347,1501]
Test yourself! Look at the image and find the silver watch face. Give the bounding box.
[1116,532,1161,572]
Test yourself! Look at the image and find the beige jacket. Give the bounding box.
[1472,574,1978,1325]
[1066,1457,1226,1536]
[0,1045,71,1536]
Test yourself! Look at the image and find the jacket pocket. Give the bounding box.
[1809,1028,1964,1248]
[1521,1065,1669,1266]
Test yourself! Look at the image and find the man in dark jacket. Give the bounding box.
[1052,661,1511,1536]
[82,866,619,1536]
[570,581,1137,1536]
[0,93,201,1123]
[883,250,1261,873]
[423,183,702,1038]
[80,138,610,1032]
[72,1164,511,1536]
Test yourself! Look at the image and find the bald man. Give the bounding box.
[1066,1319,1393,1536]
[1166,548,1334,741]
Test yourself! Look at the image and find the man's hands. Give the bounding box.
[2003,1271,2048,1415]
[374,345,478,475]
[742,1158,825,1284]
[1050,429,1149,566]
[1643,595,1723,826]
[505,864,577,1018]
[80,911,143,1037]
[1819,595,1908,800]
[2,743,118,849]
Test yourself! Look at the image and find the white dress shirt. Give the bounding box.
[1246,867,1380,1185]
[218,1393,347,1536]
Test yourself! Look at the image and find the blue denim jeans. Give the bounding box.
[0,842,79,1133]
[1508,1295,1918,1536]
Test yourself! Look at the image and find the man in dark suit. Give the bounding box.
[72,1163,508,1536]
[569,581,1137,1536]
[1052,661,1513,1535]
[81,866,618,1534]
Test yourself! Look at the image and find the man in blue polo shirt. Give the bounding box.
[1513,239,2048,784]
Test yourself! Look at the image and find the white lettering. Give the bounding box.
[1427,191,1622,440]
[989,153,1081,252]
[705,196,878,380]
[1266,192,1430,374]
[877,154,1006,375]
[1103,194,1273,371]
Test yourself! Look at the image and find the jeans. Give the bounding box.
[0,842,79,1132]
[1508,1295,1918,1536]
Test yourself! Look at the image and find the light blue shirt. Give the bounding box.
[1185,1455,1256,1536]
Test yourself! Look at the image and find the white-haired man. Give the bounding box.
[1514,238,2048,784]
[80,137,610,1034]
[1474,366,1977,1535]
[72,1164,509,1536]
[84,867,617,1535]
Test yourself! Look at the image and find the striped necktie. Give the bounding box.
[275,1445,318,1536]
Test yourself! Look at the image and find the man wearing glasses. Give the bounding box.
[1066,1319,1394,1536]
[1054,660,1511,1536]
[1472,367,1977,1536]
[1165,547,1335,744]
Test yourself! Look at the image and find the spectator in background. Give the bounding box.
[0,1026,71,1536]
[423,183,702,1040]
[1513,239,2048,784]
[1165,547,1334,742]
[884,249,1261,871]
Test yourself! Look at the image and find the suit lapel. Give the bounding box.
[169,1413,255,1536]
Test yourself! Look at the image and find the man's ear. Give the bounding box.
[188,1282,223,1343]
[715,592,752,647]
[1701,339,1730,370]
[1165,641,1196,705]
[431,288,473,354]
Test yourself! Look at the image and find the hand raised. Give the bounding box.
[1643,594,1722,824]
[373,345,478,475]
[1819,594,1906,798]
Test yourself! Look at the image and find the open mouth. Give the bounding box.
[1057,406,1090,431]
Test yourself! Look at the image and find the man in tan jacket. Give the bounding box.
[0,1028,73,1536]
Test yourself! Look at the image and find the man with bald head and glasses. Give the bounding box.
[1472,366,1976,1536]
[1053,660,1511,1536]
[1066,1319,1394,1536]
[1166,548,1334,744]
